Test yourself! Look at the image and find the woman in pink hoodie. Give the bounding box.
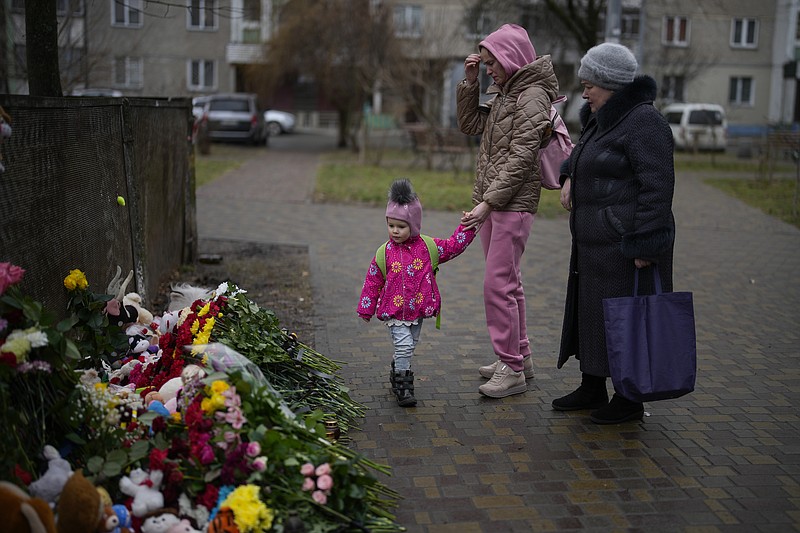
[457,24,560,398]
[358,179,476,407]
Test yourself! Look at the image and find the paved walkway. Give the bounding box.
[197,130,800,532]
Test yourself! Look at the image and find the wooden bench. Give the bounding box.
[404,123,474,173]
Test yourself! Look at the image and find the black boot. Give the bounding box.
[590,393,644,424]
[552,373,609,411]
[391,369,417,407]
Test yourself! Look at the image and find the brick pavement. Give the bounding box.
[197,131,800,532]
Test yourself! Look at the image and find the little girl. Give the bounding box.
[358,179,476,407]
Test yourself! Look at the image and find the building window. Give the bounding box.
[620,12,640,38]
[663,16,689,46]
[243,0,260,21]
[731,18,757,49]
[112,0,142,27]
[466,11,495,40]
[57,0,84,16]
[188,0,218,30]
[113,56,143,88]
[661,75,685,102]
[729,76,753,106]
[393,5,422,38]
[188,59,215,90]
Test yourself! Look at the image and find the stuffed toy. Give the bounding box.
[119,469,164,517]
[139,508,180,533]
[105,267,137,328]
[166,519,202,533]
[206,508,238,533]
[0,480,57,533]
[111,504,132,533]
[54,471,107,533]
[123,293,154,328]
[28,445,73,507]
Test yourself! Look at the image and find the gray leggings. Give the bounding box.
[388,321,423,371]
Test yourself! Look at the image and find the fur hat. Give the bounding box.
[385,179,423,237]
[578,42,638,90]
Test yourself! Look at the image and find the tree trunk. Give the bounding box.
[26,0,63,96]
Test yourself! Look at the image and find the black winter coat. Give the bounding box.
[558,76,676,376]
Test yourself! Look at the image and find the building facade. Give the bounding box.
[3,0,799,135]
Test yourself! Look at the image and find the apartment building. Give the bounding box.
[639,0,799,134]
[3,0,272,98]
[3,0,798,135]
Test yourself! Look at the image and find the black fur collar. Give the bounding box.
[579,75,658,132]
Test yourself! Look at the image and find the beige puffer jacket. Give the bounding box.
[457,55,559,213]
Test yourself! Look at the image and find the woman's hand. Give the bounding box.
[461,201,492,231]
[634,259,652,269]
[464,54,481,84]
[560,177,572,211]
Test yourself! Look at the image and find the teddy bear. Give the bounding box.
[54,470,112,533]
[0,480,57,533]
[119,468,164,517]
[28,445,73,508]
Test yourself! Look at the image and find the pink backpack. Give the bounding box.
[537,95,574,190]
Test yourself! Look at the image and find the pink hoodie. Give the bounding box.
[479,24,537,78]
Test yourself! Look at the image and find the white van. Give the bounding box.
[662,103,727,152]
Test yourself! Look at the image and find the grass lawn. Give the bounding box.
[193,140,800,228]
[194,143,261,188]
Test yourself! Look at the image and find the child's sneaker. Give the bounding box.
[479,356,534,379]
[478,363,527,398]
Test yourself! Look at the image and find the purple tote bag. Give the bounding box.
[602,265,697,402]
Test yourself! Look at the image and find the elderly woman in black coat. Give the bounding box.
[553,42,676,424]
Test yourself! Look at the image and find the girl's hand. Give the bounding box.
[464,54,481,84]
[461,201,491,231]
[560,177,572,211]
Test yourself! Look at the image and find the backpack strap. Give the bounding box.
[376,241,388,278]
[374,235,442,328]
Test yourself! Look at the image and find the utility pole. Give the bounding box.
[605,0,622,43]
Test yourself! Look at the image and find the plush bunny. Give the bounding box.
[118,469,164,518]
[28,446,73,507]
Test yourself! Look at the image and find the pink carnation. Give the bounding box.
[302,478,315,491]
[252,457,267,472]
[312,490,328,505]
[0,263,25,295]
[245,441,261,457]
[316,474,333,491]
[315,463,331,477]
[300,463,315,477]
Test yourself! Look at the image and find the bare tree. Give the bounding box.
[25,0,63,96]
[256,0,403,149]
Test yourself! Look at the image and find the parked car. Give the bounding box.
[662,103,727,152]
[201,93,268,145]
[264,109,296,136]
[71,88,123,97]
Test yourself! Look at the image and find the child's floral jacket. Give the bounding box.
[358,224,476,323]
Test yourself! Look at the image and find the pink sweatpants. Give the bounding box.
[479,211,534,372]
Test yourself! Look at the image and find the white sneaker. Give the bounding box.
[478,363,527,398]
[479,357,534,379]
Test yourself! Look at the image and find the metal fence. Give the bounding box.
[0,94,196,315]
